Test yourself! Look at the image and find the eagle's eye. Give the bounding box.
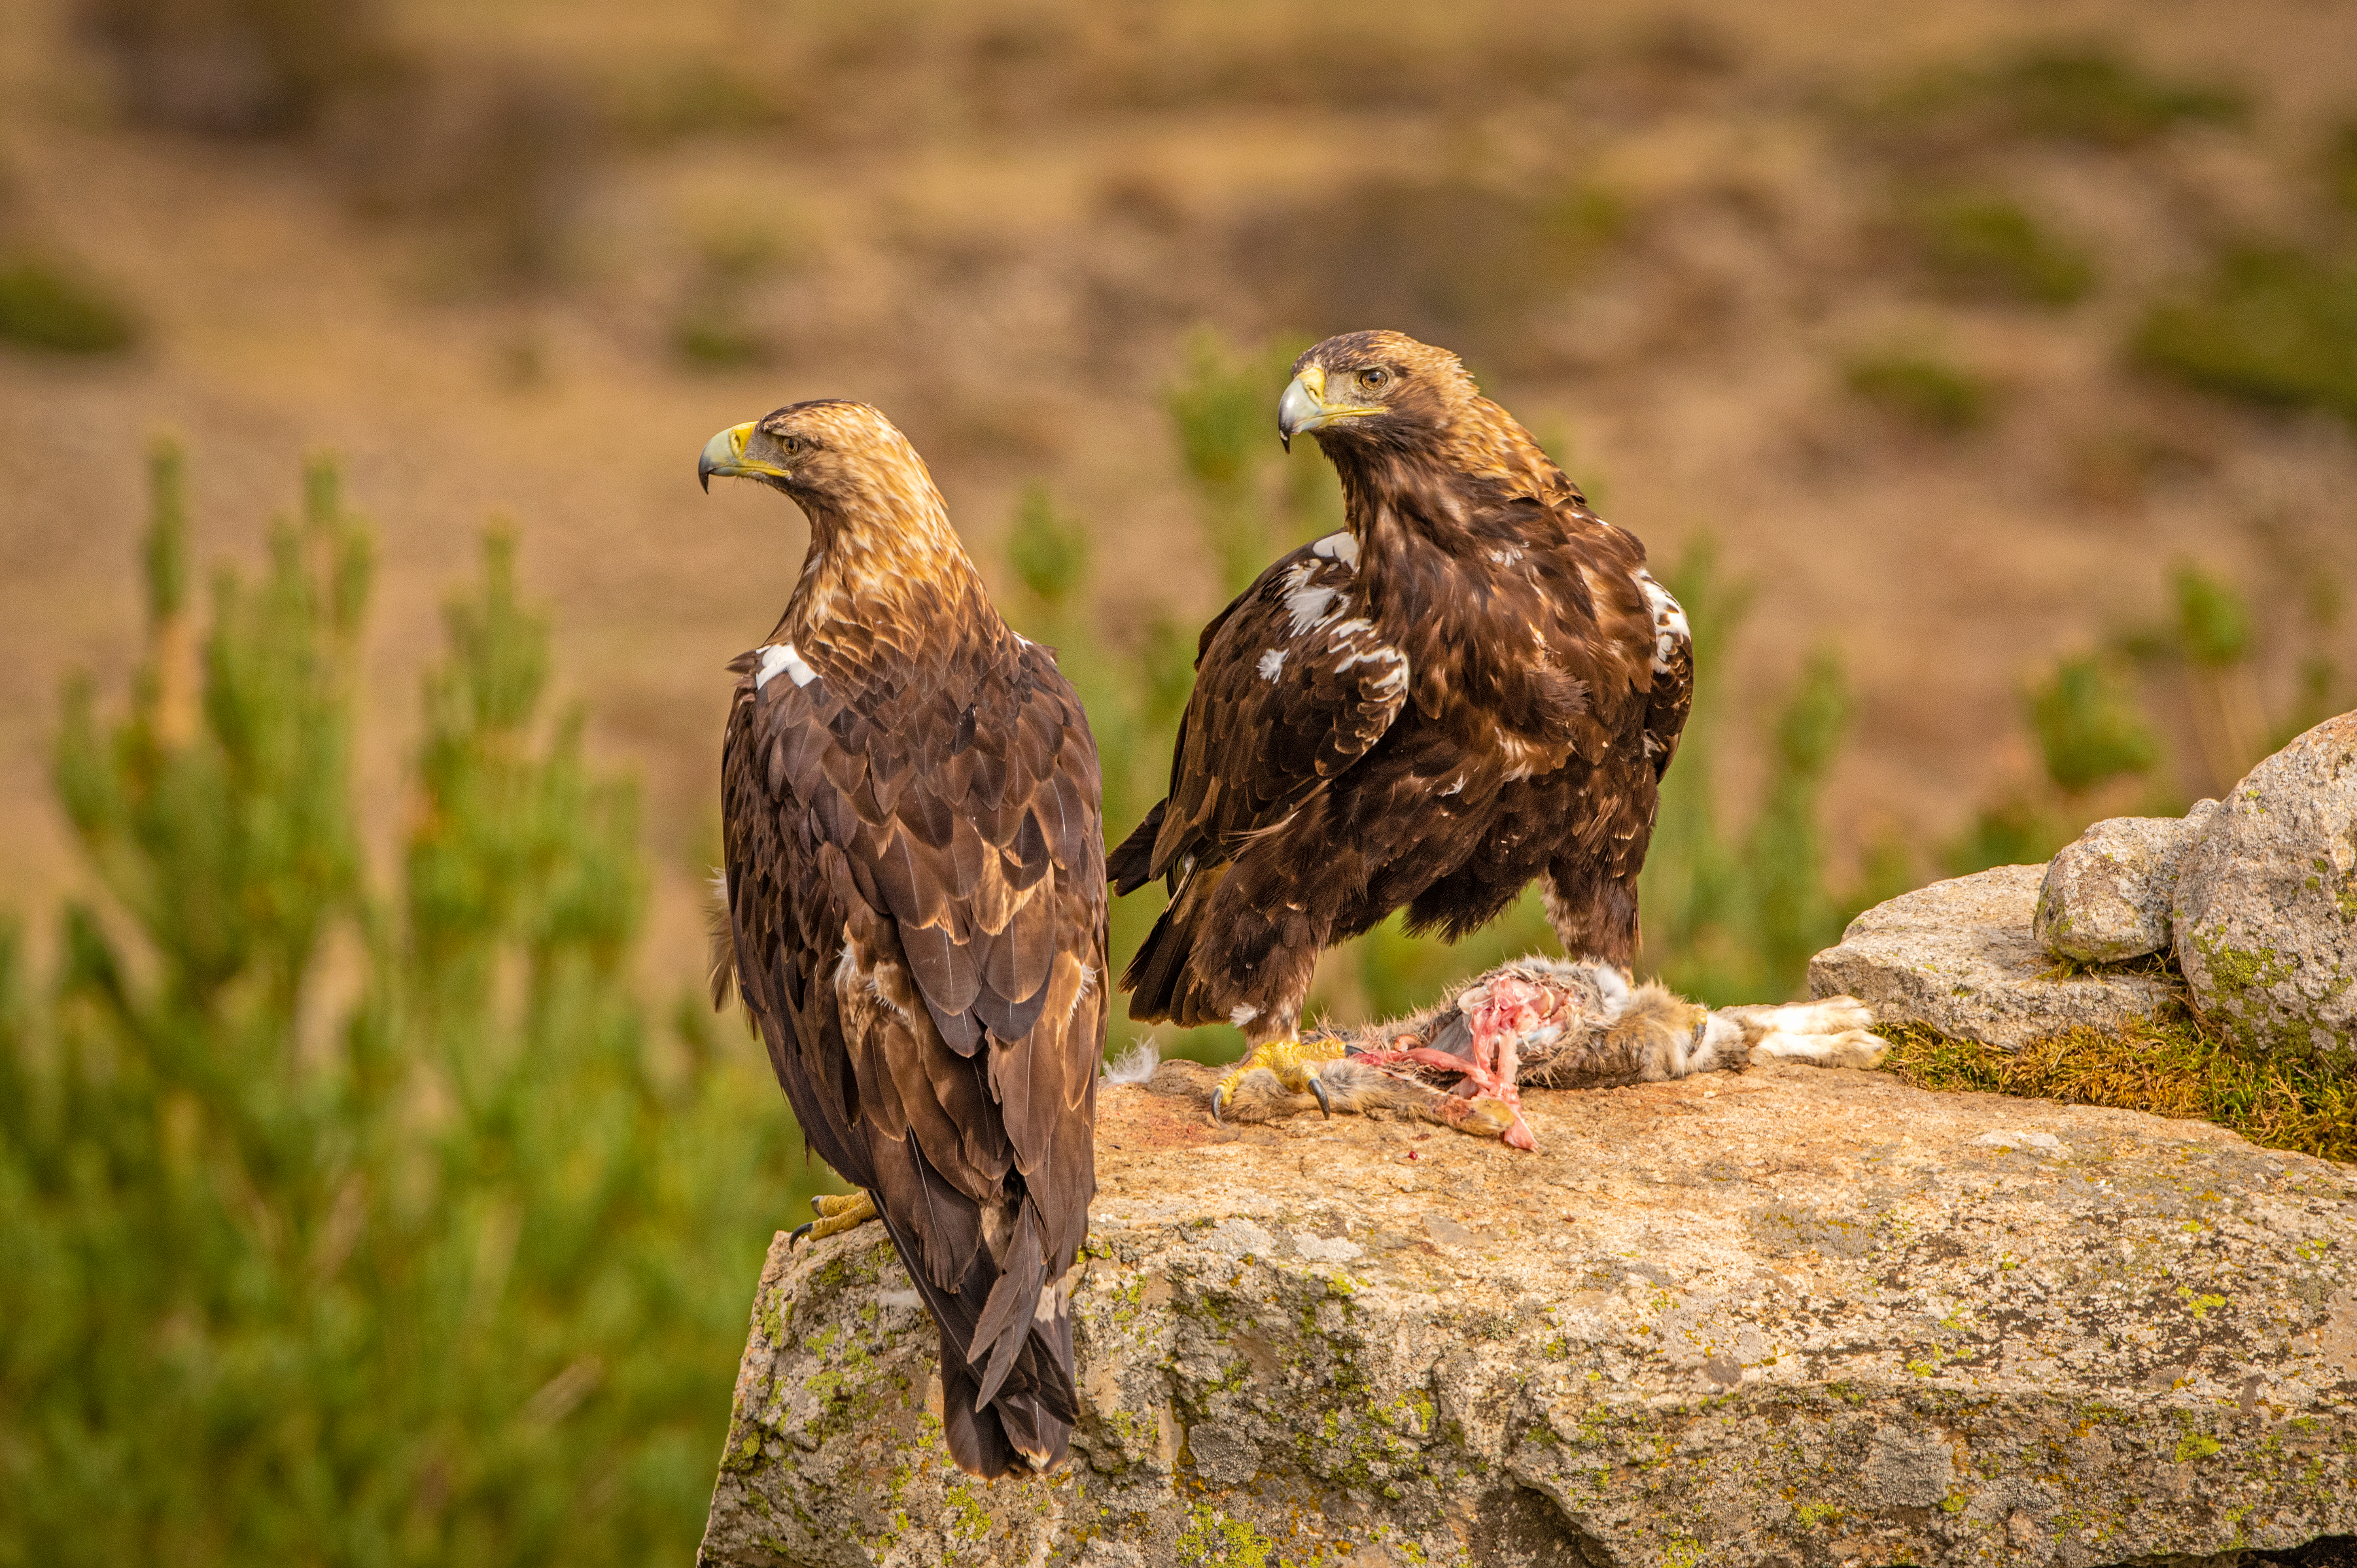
[779,435,804,457]
[1357,367,1391,391]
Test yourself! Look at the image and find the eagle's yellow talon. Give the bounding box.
[1211,1033,1347,1118]
[793,1189,878,1243]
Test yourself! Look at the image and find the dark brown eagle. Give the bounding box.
[1107,330,1691,1133]
[699,401,1105,1478]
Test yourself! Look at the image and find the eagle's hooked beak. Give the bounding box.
[1276,365,1381,452]
[1277,367,1324,453]
[698,421,780,492]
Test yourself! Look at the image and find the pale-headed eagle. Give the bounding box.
[1107,331,1692,1137]
[700,401,1105,1478]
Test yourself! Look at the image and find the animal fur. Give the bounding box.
[1215,955,1886,1134]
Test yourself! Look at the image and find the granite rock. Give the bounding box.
[2036,806,2220,963]
[1808,864,2178,1049]
[2174,712,2357,1058]
[696,1057,2357,1568]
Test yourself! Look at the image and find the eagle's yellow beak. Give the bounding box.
[698,421,781,492]
[1276,365,1381,452]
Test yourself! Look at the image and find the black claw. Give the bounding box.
[1209,1087,1227,1124]
[789,1221,815,1245]
[1309,1077,1332,1118]
[810,1195,829,1218]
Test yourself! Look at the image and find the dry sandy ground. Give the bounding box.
[2,0,2353,992]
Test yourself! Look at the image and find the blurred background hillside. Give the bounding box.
[3,0,2354,1004]
[2,0,2355,1562]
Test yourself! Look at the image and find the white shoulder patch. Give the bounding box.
[1281,559,1344,637]
[1633,571,1689,675]
[755,642,819,692]
[1258,647,1286,681]
[1309,532,1360,569]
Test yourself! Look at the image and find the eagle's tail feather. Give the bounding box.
[967,1206,1046,1407]
[1120,893,1197,1024]
[938,1318,1078,1478]
[1105,800,1167,895]
[878,1195,1078,1481]
[939,1340,1021,1477]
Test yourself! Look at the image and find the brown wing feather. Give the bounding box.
[1110,540,1409,895]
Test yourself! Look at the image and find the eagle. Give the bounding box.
[1107,330,1691,1140]
[698,401,1106,1478]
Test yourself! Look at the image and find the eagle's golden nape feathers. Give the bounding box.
[1112,329,1693,1113]
[706,398,1106,1479]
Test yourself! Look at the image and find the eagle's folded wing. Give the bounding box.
[1113,541,1409,892]
[721,641,1104,1297]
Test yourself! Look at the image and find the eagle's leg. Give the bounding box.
[1209,1027,1344,1122]
[791,1189,878,1243]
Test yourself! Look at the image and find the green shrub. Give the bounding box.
[2133,248,2357,424]
[1940,652,2159,876]
[1844,348,1993,431]
[1634,542,1901,1004]
[0,256,138,354]
[1164,329,1334,596]
[1005,482,1090,610]
[1945,560,2347,876]
[670,306,773,369]
[0,443,821,1568]
[1982,47,2246,146]
[2028,655,2156,795]
[1882,44,2247,152]
[1903,191,2095,306]
[2328,119,2357,219]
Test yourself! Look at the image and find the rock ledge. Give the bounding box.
[699,1058,2357,1568]
[1809,864,2180,1049]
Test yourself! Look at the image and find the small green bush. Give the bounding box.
[1945,561,2345,876]
[1844,348,1993,431]
[2133,248,2357,424]
[2327,120,2357,219]
[1883,44,2247,152]
[670,306,773,369]
[1903,191,2095,306]
[1005,483,1090,610]
[1163,329,1332,596]
[0,256,138,354]
[1984,47,2247,146]
[1636,540,1900,1004]
[2028,655,2156,795]
[1941,794,2071,878]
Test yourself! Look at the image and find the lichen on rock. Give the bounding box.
[696,1057,2357,1568]
[2036,806,2220,964]
[2173,712,2357,1060]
